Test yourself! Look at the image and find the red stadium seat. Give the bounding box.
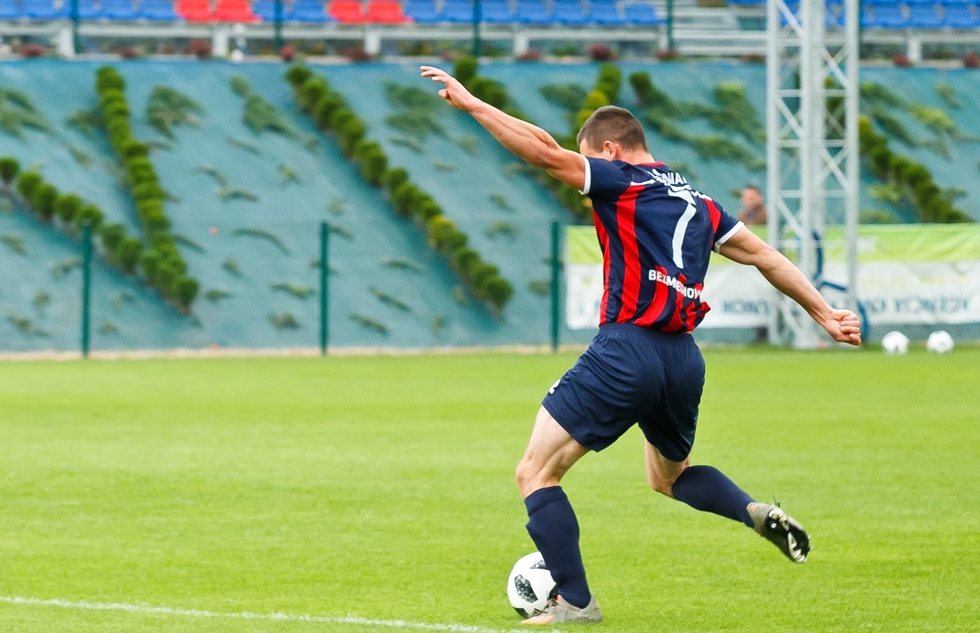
[366,0,411,22]
[177,0,215,20]
[329,0,369,22]
[214,0,261,21]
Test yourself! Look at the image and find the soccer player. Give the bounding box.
[421,66,862,626]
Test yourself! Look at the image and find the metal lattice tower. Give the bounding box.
[765,0,860,348]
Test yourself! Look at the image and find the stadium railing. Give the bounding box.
[0,0,977,61]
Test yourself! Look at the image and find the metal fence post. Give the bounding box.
[550,221,561,353]
[319,221,329,355]
[81,222,92,358]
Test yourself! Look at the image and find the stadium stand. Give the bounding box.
[289,0,334,22]
[102,0,140,20]
[944,4,979,27]
[908,4,943,27]
[328,0,369,22]
[176,0,215,20]
[76,0,105,19]
[214,0,261,21]
[590,0,627,25]
[515,1,551,25]
[365,0,410,23]
[403,0,441,22]
[22,0,67,19]
[551,0,590,25]
[480,0,514,23]
[623,2,665,25]
[138,0,181,20]
[0,0,20,19]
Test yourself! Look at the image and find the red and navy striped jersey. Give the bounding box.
[582,157,743,333]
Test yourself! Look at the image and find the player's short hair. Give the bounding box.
[576,106,649,153]
[743,184,762,194]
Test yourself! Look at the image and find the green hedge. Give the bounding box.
[94,66,199,311]
[4,156,108,260]
[858,115,972,223]
[285,63,514,311]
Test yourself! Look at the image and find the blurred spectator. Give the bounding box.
[737,184,767,225]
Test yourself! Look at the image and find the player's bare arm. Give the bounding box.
[719,228,862,346]
[420,65,586,191]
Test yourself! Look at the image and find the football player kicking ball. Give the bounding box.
[421,66,862,626]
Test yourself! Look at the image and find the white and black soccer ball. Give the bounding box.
[882,330,909,355]
[506,551,557,618]
[926,330,954,354]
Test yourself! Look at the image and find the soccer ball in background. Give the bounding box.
[926,330,954,354]
[882,331,910,355]
[506,551,557,618]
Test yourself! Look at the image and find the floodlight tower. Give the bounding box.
[765,0,860,348]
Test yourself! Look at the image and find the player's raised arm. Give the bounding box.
[420,65,586,191]
[718,228,862,346]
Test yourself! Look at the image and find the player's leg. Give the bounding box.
[644,440,753,525]
[516,406,594,612]
[644,440,811,563]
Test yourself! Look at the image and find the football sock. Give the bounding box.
[524,486,592,609]
[671,465,755,528]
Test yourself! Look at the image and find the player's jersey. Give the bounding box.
[582,157,743,333]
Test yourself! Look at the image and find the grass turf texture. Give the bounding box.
[0,348,978,633]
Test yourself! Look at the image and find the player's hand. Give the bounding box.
[822,309,862,346]
[420,66,481,112]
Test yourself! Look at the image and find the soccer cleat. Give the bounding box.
[748,502,811,564]
[521,594,602,625]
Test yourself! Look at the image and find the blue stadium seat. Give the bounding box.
[908,3,942,25]
[552,0,589,24]
[0,0,23,19]
[590,0,626,25]
[480,0,514,23]
[404,0,442,22]
[75,0,105,18]
[623,2,664,25]
[103,0,139,19]
[863,4,907,26]
[942,3,978,25]
[290,0,332,22]
[254,0,304,21]
[515,0,551,24]
[138,0,180,19]
[23,0,67,18]
[442,0,474,22]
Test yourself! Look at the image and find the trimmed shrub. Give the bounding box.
[299,77,329,112]
[173,276,200,311]
[0,156,19,188]
[450,247,479,276]
[95,67,126,92]
[75,204,104,231]
[121,140,150,160]
[354,140,388,186]
[382,167,409,193]
[629,72,654,107]
[312,93,345,130]
[139,248,161,281]
[483,276,514,310]
[112,236,143,274]
[15,170,42,201]
[53,193,83,224]
[454,56,479,88]
[338,117,367,156]
[98,223,126,251]
[426,215,459,251]
[133,181,166,203]
[390,180,419,217]
[284,63,312,89]
[31,183,59,221]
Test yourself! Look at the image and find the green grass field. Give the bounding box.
[1,347,978,633]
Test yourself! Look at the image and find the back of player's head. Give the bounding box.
[576,106,649,154]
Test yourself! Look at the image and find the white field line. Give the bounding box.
[0,596,524,633]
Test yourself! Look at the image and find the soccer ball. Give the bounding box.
[926,330,954,354]
[882,331,909,355]
[506,552,557,618]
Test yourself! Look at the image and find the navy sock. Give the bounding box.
[671,465,755,528]
[524,486,591,609]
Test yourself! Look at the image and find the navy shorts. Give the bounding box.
[541,323,705,462]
